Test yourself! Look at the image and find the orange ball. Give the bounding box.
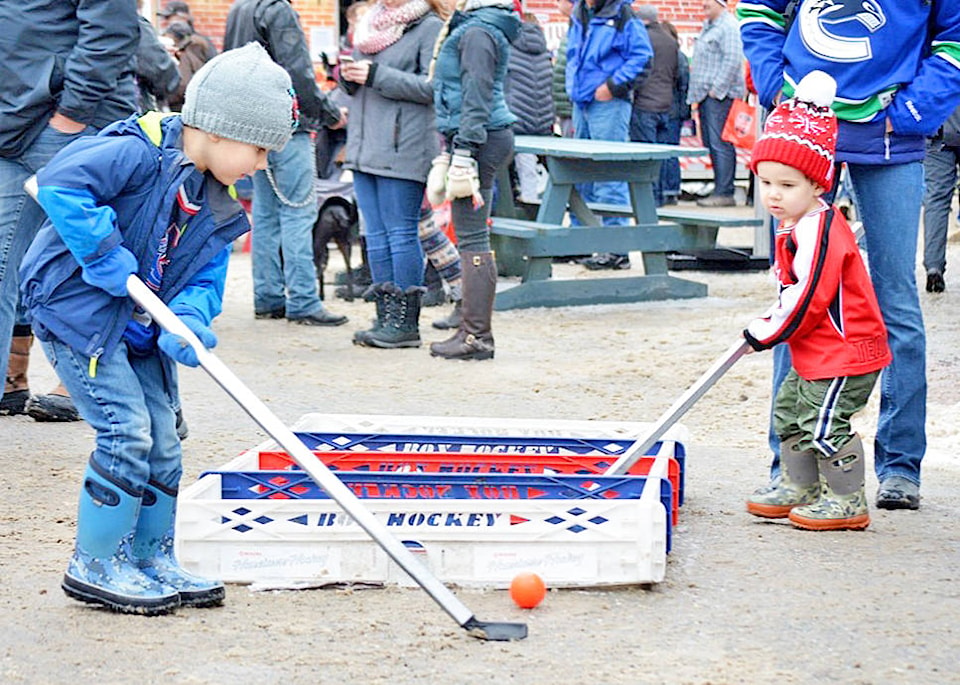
[509,572,546,609]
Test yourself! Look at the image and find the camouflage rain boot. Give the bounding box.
[132,482,225,608]
[746,434,820,518]
[789,434,870,531]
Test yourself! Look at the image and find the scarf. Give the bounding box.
[355,0,432,55]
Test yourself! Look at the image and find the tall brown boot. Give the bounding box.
[429,251,496,361]
[1,329,32,416]
[430,252,497,359]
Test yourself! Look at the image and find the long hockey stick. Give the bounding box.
[128,277,527,640]
[604,339,749,476]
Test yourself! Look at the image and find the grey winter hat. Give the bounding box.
[637,4,658,22]
[181,42,297,151]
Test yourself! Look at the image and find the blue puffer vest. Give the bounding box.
[433,8,518,137]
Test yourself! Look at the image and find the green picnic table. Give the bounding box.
[491,135,710,311]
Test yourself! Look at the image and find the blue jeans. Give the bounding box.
[251,131,325,318]
[921,142,959,275]
[630,109,681,205]
[352,171,425,288]
[573,99,631,226]
[697,97,736,197]
[768,161,926,486]
[41,338,182,493]
[0,124,95,384]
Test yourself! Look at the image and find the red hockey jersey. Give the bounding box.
[744,201,891,381]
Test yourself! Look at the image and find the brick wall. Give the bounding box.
[151,0,737,57]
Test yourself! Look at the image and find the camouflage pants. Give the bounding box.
[773,368,880,457]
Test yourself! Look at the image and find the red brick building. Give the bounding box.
[149,0,720,60]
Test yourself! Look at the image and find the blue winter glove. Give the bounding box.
[81,245,137,297]
[157,312,217,367]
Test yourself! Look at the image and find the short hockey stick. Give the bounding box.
[24,176,524,641]
[603,339,749,476]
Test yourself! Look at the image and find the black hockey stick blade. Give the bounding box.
[463,616,529,641]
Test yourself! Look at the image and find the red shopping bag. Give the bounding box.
[721,98,757,149]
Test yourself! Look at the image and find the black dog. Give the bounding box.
[312,197,359,301]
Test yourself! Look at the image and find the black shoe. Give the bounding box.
[926,272,945,293]
[288,310,348,326]
[26,393,81,422]
[175,408,189,441]
[421,286,447,307]
[696,194,736,208]
[579,253,631,271]
[0,389,29,416]
[255,307,285,319]
[876,477,920,510]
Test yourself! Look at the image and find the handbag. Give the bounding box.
[721,97,757,149]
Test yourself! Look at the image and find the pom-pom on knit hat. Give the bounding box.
[750,70,838,189]
[182,42,297,151]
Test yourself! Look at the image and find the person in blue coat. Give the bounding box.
[19,44,298,615]
[565,0,652,271]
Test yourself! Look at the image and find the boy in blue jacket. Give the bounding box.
[19,43,297,615]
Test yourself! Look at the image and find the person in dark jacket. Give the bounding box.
[225,0,349,326]
[339,0,446,349]
[0,1,139,422]
[661,19,690,206]
[506,14,554,204]
[921,104,960,293]
[163,21,216,112]
[20,43,297,615]
[426,0,521,361]
[135,13,182,112]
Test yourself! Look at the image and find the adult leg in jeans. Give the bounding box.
[848,162,926,489]
[698,96,736,199]
[252,132,345,324]
[580,99,631,226]
[921,143,957,290]
[661,115,682,204]
[0,125,93,414]
[352,171,394,285]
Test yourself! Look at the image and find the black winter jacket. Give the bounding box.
[224,0,341,132]
[0,0,139,157]
[506,22,555,135]
[632,22,678,114]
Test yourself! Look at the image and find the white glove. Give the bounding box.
[426,152,450,206]
[445,149,483,208]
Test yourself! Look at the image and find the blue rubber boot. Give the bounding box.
[132,482,225,608]
[62,464,180,615]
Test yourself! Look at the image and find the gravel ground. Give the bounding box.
[2,232,958,684]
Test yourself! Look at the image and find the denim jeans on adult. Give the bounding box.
[697,96,736,197]
[573,99,631,226]
[768,161,926,486]
[450,127,514,252]
[0,124,94,384]
[251,131,324,318]
[41,338,183,494]
[351,171,425,288]
[630,109,681,206]
[921,142,960,275]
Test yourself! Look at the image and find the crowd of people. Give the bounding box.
[1,0,958,614]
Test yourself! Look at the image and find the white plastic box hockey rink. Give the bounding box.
[176,414,687,589]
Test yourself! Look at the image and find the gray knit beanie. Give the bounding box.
[182,42,297,151]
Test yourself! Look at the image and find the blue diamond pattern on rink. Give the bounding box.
[568,525,587,533]
[254,515,273,525]
[233,507,251,516]
[567,507,586,517]
[545,516,565,525]
[589,516,608,525]
[234,524,252,533]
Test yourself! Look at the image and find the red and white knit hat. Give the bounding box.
[750,71,838,189]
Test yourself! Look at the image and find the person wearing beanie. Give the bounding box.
[742,71,891,532]
[225,0,349,327]
[17,43,297,615]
